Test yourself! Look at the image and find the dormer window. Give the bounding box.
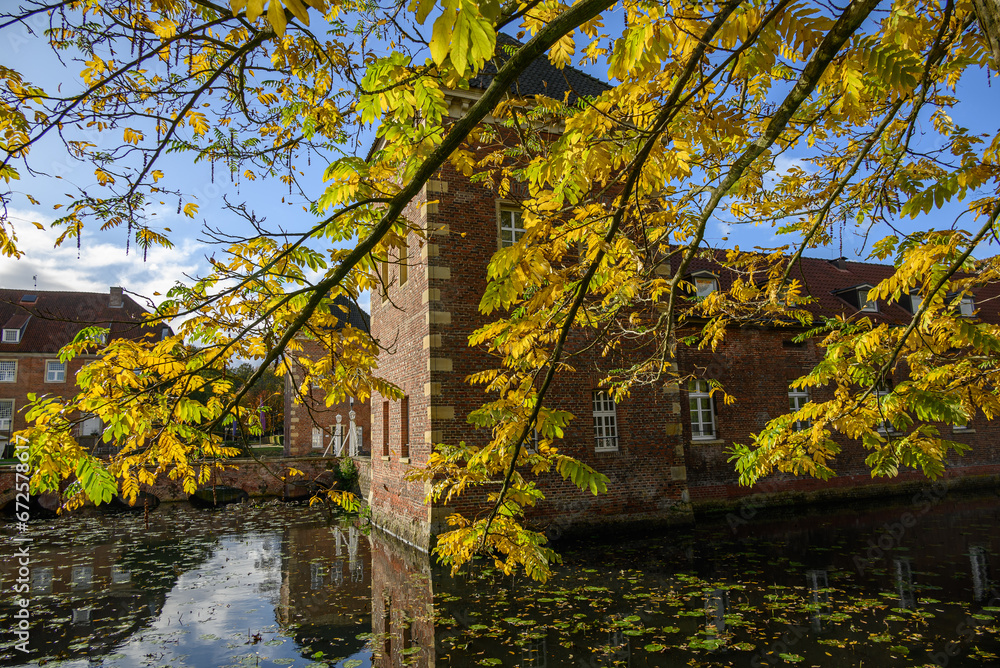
[907,292,922,314]
[691,272,719,300]
[833,284,877,313]
[946,292,976,317]
[860,291,879,313]
[1,314,29,344]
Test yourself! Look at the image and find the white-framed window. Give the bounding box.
[592,390,619,451]
[31,567,53,594]
[71,565,93,590]
[694,276,719,299]
[0,398,13,435]
[499,207,526,248]
[788,386,810,431]
[860,288,878,312]
[46,360,66,383]
[2,328,20,343]
[0,360,16,382]
[960,296,975,317]
[908,293,922,314]
[311,427,323,449]
[688,380,717,440]
[79,414,102,437]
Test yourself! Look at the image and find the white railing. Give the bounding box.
[322,410,362,457]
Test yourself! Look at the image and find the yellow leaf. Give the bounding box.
[282,0,310,24]
[246,0,264,22]
[267,0,286,35]
[183,202,199,217]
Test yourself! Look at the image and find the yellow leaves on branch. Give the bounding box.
[187,110,209,136]
[230,0,327,35]
[427,0,496,76]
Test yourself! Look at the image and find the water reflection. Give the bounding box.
[894,557,916,609]
[1,493,1000,667]
[805,569,831,631]
[970,545,991,602]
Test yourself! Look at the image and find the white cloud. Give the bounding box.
[772,156,811,177]
[1,208,208,303]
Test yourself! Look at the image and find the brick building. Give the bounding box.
[675,254,1000,509]
[360,38,1000,551]
[0,287,166,457]
[367,38,693,550]
[283,294,372,457]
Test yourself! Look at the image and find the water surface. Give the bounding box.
[2,486,999,667]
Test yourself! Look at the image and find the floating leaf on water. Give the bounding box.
[779,652,804,662]
[644,643,667,652]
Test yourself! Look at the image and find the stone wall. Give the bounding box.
[0,456,372,508]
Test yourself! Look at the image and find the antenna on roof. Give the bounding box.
[32,275,37,288]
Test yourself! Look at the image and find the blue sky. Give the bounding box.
[2,7,998,314]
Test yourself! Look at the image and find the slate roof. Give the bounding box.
[0,288,162,354]
[469,33,611,104]
[327,293,370,331]
[677,252,1000,326]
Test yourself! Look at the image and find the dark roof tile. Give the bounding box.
[0,288,161,354]
[677,252,1000,326]
[468,33,610,104]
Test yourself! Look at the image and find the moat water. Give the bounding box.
[2,486,999,667]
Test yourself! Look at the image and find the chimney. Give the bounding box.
[109,286,124,308]
[828,257,848,270]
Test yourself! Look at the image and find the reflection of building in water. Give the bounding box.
[521,633,547,668]
[806,569,831,631]
[970,546,991,602]
[704,589,728,638]
[894,558,916,609]
[0,535,198,663]
[276,522,370,630]
[605,618,631,666]
[370,529,436,667]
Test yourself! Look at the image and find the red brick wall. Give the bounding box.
[369,529,437,667]
[677,327,1000,508]
[368,158,692,546]
[284,338,371,457]
[369,191,437,548]
[0,353,99,443]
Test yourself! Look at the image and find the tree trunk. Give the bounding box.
[973,0,1000,67]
